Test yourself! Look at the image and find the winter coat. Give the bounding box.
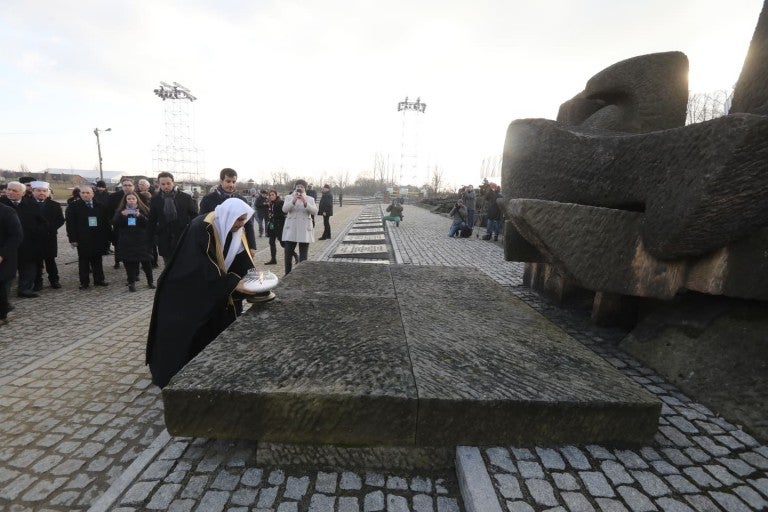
[282,192,318,243]
[65,199,112,256]
[266,199,286,240]
[449,204,468,224]
[36,198,65,258]
[147,191,199,257]
[112,210,153,263]
[0,196,47,262]
[0,203,23,283]
[318,191,334,217]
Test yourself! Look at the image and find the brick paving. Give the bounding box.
[1,202,767,511]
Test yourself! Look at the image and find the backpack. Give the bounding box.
[459,225,473,238]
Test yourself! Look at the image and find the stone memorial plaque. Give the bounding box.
[343,234,386,244]
[332,244,389,259]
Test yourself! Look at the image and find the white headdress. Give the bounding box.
[214,198,254,270]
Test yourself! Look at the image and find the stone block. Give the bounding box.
[164,262,660,447]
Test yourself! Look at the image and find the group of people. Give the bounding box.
[0,169,338,390]
[448,183,503,240]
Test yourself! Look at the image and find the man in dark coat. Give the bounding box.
[30,181,64,289]
[0,181,47,298]
[317,184,334,239]
[0,201,23,325]
[65,186,111,289]
[199,168,257,255]
[147,172,199,266]
[146,198,257,388]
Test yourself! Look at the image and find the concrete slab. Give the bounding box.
[164,262,660,447]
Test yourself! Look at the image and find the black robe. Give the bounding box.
[146,213,254,388]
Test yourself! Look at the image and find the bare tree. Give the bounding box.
[430,165,444,193]
[269,170,293,189]
[19,163,30,174]
[334,170,351,192]
[686,89,732,125]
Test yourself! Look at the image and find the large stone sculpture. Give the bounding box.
[501,2,768,319]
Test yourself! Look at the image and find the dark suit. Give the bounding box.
[65,200,111,286]
[0,203,23,319]
[33,198,65,287]
[0,196,46,295]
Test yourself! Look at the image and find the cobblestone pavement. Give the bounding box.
[1,203,767,511]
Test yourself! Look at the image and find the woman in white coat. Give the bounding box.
[282,179,318,274]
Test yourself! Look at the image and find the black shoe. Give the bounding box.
[18,291,39,298]
[33,284,43,292]
[264,260,277,265]
[79,284,90,290]
[128,283,136,292]
[396,222,399,227]
[147,283,156,289]
[94,281,109,287]
[50,281,61,289]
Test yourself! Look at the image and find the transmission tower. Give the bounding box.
[397,96,427,187]
[152,82,203,183]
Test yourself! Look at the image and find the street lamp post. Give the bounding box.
[93,127,112,182]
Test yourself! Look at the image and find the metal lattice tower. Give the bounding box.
[397,96,427,186]
[152,82,203,182]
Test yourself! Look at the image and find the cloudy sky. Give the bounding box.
[0,0,763,189]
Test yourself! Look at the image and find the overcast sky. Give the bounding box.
[0,0,764,189]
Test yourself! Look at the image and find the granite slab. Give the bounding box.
[164,262,660,447]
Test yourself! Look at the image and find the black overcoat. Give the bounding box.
[0,197,46,261]
[146,214,254,388]
[38,198,65,258]
[0,203,23,283]
[318,191,334,217]
[112,211,153,262]
[148,191,199,257]
[65,200,111,256]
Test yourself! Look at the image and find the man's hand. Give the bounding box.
[235,277,257,295]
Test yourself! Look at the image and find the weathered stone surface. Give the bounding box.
[505,199,768,300]
[164,262,659,446]
[501,115,768,260]
[558,52,688,132]
[731,1,768,115]
[332,244,389,259]
[390,265,659,445]
[620,297,768,441]
[256,442,454,470]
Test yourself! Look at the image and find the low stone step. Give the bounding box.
[163,262,660,447]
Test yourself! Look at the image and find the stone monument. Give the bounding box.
[500,3,768,323]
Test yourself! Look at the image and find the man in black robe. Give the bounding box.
[146,198,259,388]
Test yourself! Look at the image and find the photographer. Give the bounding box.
[282,179,318,275]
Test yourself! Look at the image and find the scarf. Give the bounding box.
[213,198,254,271]
[161,191,178,222]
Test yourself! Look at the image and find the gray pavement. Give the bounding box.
[0,203,766,511]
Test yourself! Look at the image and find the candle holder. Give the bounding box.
[243,268,279,303]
